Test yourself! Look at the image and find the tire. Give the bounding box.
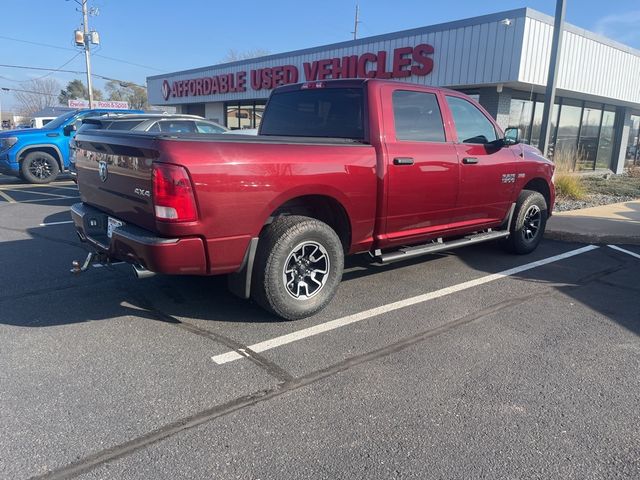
[505,190,548,254]
[251,215,344,320]
[20,151,60,184]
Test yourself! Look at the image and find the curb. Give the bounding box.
[544,230,640,246]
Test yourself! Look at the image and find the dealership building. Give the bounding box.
[147,8,640,173]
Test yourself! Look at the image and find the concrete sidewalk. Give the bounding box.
[545,200,640,245]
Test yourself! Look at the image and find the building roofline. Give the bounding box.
[524,7,640,57]
[147,8,530,80]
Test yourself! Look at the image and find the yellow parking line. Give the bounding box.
[0,189,16,203]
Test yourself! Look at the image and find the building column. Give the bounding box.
[611,107,631,175]
[478,87,512,130]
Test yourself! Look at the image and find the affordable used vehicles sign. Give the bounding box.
[160,44,435,100]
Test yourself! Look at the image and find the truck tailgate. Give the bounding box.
[74,133,158,232]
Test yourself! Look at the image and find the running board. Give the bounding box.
[377,203,516,264]
[378,229,511,263]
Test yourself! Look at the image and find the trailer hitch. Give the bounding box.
[70,252,110,274]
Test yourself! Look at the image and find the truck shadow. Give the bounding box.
[0,216,637,337]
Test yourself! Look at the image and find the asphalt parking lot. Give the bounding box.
[0,175,638,480]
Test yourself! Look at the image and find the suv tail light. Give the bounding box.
[152,163,198,222]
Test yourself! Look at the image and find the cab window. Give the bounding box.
[392,90,446,142]
[446,96,497,144]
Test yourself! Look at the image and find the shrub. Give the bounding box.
[554,173,587,200]
[627,165,640,179]
[553,146,582,173]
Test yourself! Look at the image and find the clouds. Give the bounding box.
[594,10,640,48]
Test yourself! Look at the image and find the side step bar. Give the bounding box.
[378,229,510,263]
[377,203,516,264]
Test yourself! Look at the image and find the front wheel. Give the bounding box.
[504,190,548,254]
[20,151,60,184]
[251,215,344,320]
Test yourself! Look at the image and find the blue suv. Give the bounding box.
[0,108,142,183]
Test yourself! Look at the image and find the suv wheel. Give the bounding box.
[20,151,60,184]
[251,215,344,320]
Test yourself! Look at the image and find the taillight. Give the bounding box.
[152,163,198,222]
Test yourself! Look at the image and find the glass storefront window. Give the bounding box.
[596,110,616,169]
[529,101,558,151]
[555,104,582,155]
[508,99,533,143]
[627,115,640,166]
[578,104,603,169]
[225,101,267,130]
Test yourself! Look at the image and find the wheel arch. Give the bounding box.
[18,144,64,171]
[265,194,352,252]
[522,178,551,216]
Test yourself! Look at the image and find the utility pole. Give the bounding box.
[352,4,360,40]
[81,0,94,106]
[538,0,566,157]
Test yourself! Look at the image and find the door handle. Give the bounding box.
[462,157,479,164]
[393,157,414,166]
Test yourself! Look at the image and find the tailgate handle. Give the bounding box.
[393,157,414,166]
[462,157,479,164]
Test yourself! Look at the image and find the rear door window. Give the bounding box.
[446,96,497,144]
[196,121,225,133]
[392,90,445,142]
[157,121,197,133]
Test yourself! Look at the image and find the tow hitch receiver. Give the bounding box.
[70,252,109,274]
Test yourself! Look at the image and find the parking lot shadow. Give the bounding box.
[0,217,637,336]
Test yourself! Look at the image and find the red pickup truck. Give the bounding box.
[72,79,554,319]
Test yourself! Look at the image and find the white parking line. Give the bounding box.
[212,245,600,365]
[608,245,640,260]
[11,189,73,199]
[39,220,74,226]
[0,190,16,203]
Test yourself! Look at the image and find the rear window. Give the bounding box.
[260,87,365,140]
[106,120,145,131]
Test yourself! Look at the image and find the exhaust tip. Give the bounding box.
[132,264,155,279]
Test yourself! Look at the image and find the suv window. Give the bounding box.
[446,96,497,144]
[196,121,225,133]
[157,120,197,133]
[106,120,145,131]
[392,90,445,142]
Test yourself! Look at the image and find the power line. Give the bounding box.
[32,52,83,81]
[0,34,163,72]
[0,86,58,97]
[0,63,146,88]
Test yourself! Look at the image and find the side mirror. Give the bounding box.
[503,127,520,146]
[63,123,77,136]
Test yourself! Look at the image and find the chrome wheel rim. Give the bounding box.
[522,205,542,242]
[28,157,53,179]
[283,241,330,300]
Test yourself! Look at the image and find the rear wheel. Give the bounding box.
[20,151,60,184]
[251,215,344,320]
[505,190,548,254]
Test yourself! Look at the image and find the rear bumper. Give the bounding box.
[71,203,208,275]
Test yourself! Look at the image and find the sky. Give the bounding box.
[1,0,639,111]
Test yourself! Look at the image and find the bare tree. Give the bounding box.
[222,48,271,63]
[14,78,62,116]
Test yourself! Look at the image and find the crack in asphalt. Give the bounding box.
[129,292,295,384]
[27,288,557,480]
